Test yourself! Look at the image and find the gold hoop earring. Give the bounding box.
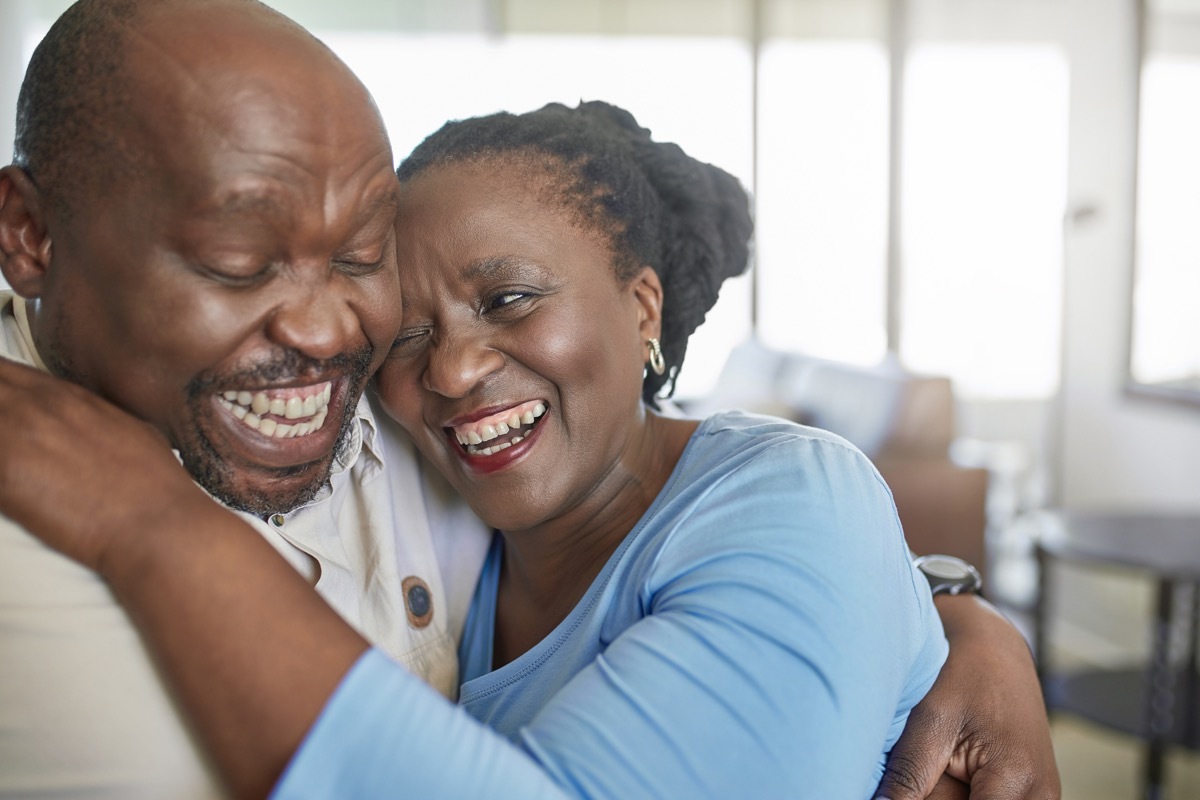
[647,337,666,376]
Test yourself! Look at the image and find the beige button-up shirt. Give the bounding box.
[0,292,490,798]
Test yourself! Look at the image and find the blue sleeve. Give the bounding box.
[274,435,947,799]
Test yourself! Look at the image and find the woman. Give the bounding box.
[0,103,1052,798]
[347,100,944,797]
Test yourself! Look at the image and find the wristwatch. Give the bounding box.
[912,554,983,597]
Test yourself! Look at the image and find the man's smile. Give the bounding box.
[217,381,332,439]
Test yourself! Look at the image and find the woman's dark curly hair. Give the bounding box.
[396,100,753,407]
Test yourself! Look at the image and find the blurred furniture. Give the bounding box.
[1034,511,1200,800]
[686,341,988,577]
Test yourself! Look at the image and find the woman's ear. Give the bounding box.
[0,165,53,299]
[630,266,664,341]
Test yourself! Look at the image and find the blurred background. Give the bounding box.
[3,0,1198,796]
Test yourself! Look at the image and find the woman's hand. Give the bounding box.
[875,594,1061,800]
[0,356,201,573]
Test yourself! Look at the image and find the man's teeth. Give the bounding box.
[454,402,546,452]
[218,384,332,439]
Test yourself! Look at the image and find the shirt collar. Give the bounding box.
[7,294,50,373]
[331,390,384,476]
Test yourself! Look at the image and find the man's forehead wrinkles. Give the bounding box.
[122,23,220,103]
[206,185,286,218]
[302,141,398,230]
[349,185,400,224]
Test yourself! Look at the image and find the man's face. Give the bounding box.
[27,12,402,516]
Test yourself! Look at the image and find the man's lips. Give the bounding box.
[216,381,333,440]
[445,400,547,457]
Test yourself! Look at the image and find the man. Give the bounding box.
[0,0,486,795]
[0,1,1057,798]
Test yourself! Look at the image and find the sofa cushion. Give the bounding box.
[775,356,909,458]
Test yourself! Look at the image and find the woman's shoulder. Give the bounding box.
[682,409,878,483]
[696,408,859,444]
[646,409,899,553]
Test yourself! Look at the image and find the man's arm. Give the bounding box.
[877,594,1061,800]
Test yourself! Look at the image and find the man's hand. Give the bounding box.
[875,595,1061,800]
[0,356,201,573]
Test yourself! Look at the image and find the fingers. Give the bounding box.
[963,759,1061,800]
[928,773,970,800]
[0,355,183,571]
[960,738,1065,800]
[874,707,963,800]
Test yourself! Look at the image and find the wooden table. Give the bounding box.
[1033,511,1200,800]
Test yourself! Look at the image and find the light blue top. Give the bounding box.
[275,411,948,799]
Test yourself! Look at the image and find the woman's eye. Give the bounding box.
[487,291,530,311]
[388,329,430,357]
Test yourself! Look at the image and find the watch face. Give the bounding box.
[921,558,971,580]
[913,554,982,596]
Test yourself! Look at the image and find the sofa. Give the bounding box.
[684,340,989,581]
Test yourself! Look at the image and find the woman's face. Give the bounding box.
[378,160,662,532]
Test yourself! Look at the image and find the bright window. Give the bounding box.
[900,44,1069,399]
[755,41,890,366]
[1131,55,1200,387]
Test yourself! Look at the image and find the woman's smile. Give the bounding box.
[443,400,549,474]
[447,399,547,455]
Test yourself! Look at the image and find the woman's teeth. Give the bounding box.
[218,383,332,439]
[453,402,546,455]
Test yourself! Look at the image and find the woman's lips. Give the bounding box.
[446,400,547,455]
[443,400,549,474]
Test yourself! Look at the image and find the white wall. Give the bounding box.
[1058,0,1200,512]
[0,2,29,166]
[0,1,27,292]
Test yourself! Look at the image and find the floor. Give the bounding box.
[1052,715,1200,799]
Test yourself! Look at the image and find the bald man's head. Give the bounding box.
[13,0,343,217]
[0,0,403,516]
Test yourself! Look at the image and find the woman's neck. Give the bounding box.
[491,412,699,668]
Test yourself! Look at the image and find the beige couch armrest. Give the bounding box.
[874,457,989,584]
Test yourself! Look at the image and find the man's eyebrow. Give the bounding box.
[205,188,282,218]
[202,184,400,222]
[356,188,400,224]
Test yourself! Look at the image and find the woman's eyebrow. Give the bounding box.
[461,254,548,282]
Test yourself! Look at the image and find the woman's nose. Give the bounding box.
[422,333,504,398]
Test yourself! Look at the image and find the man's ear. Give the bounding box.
[0,165,53,298]
[630,266,664,341]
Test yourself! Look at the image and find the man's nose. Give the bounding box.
[265,279,362,362]
[422,332,504,399]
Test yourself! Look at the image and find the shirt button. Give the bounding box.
[270,514,285,527]
[402,576,434,629]
[408,585,431,617]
